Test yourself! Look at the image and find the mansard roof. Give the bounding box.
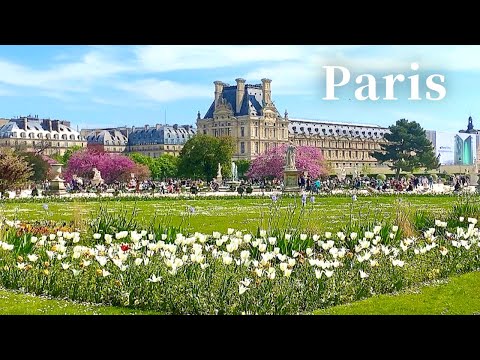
[204,84,279,119]
[289,118,389,140]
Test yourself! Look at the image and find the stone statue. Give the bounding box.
[231,161,238,181]
[91,167,104,186]
[216,163,223,183]
[285,143,296,170]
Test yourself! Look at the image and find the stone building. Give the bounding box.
[0,115,86,156]
[83,124,196,157]
[127,124,196,157]
[84,129,129,153]
[197,78,389,173]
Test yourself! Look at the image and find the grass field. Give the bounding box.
[0,195,463,234]
[0,288,157,315]
[315,271,480,315]
[2,271,478,315]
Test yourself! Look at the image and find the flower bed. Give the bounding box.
[0,215,479,314]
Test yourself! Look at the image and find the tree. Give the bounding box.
[64,149,141,184]
[0,148,33,194]
[235,159,251,179]
[19,152,50,182]
[129,152,178,180]
[371,119,440,179]
[53,145,83,165]
[246,145,327,180]
[177,135,235,180]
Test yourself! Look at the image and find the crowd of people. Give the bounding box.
[35,172,473,197]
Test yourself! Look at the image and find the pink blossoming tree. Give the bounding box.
[246,145,327,180]
[64,149,149,184]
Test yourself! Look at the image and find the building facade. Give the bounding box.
[0,115,86,156]
[197,78,389,172]
[82,124,196,157]
[85,129,129,153]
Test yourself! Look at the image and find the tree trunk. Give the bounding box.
[395,167,401,180]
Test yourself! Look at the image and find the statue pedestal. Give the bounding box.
[283,169,300,193]
[47,163,67,196]
[216,175,223,184]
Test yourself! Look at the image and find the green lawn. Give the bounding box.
[315,271,480,315]
[0,195,461,234]
[0,288,157,315]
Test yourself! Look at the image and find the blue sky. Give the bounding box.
[0,45,478,132]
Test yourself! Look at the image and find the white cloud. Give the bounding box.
[134,45,311,72]
[116,79,212,102]
[0,50,132,92]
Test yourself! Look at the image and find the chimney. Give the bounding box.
[23,117,28,131]
[261,78,272,106]
[156,123,161,130]
[144,124,149,130]
[235,78,246,113]
[214,81,224,108]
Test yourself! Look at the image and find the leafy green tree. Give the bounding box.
[371,119,440,179]
[0,148,33,194]
[178,135,235,180]
[129,153,178,180]
[235,159,251,179]
[20,152,50,182]
[53,145,84,165]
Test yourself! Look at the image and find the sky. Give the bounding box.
[0,45,479,133]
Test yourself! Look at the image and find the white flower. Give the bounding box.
[46,251,55,259]
[226,243,235,253]
[96,256,108,267]
[267,267,276,280]
[459,217,464,222]
[370,259,378,267]
[392,259,405,267]
[82,260,91,267]
[240,250,250,262]
[300,234,307,241]
[161,234,167,240]
[102,269,111,277]
[283,268,292,277]
[468,217,477,224]
[364,231,374,239]
[389,233,395,239]
[306,247,313,256]
[325,232,332,239]
[144,257,150,266]
[148,234,154,241]
[268,237,277,245]
[49,234,56,240]
[324,269,334,278]
[243,234,252,243]
[222,255,233,265]
[373,225,382,234]
[258,243,267,252]
[284,234,291,241]
[147,274,162,283]
[279,262,288,271]
[292,250,300,258]
[315,269,322,279]
[239,285,249,295]
[200,263,209,270]
[288,258,296,267]
[254,268,263,277]
[61,263,71,270]
[1,243,13,251]
[439,248,448,256]
[392,225,399,232]
[93,233,101,240]
[274,247,280,254]
[30,236,38,244]
[350,232,357,240]
[17,262,26,270]
[71,268,81,277]
[227,228,234,235]
[259,230,267,237]
[134,258,143,266]
[359,270,369,279]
